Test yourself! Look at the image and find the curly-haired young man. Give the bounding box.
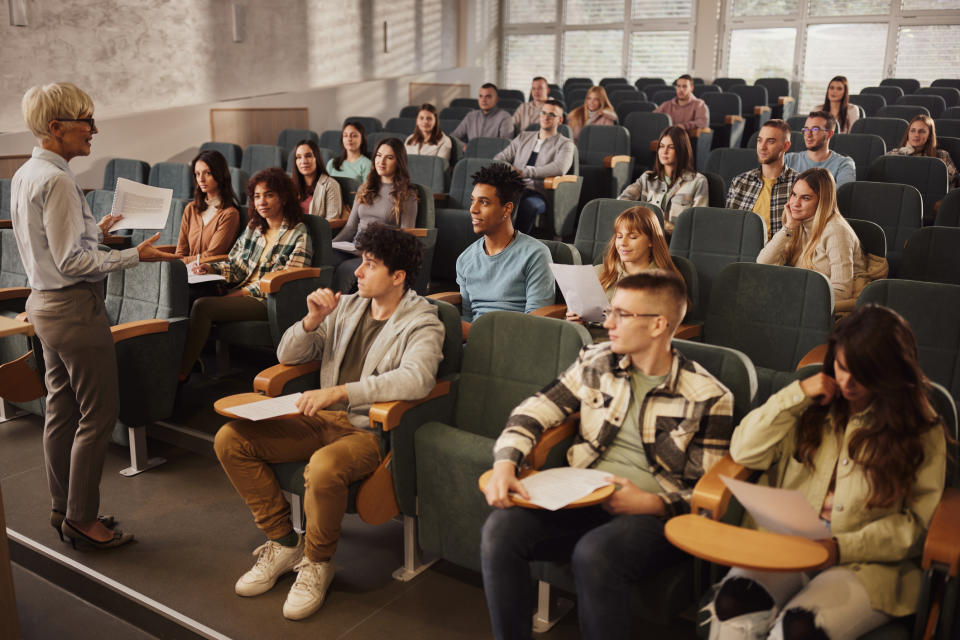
[215,224,445,621]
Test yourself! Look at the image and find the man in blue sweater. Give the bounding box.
[784,110,856,187]
[456,164,555,322]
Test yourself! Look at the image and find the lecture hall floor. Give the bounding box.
[1,365,698,640]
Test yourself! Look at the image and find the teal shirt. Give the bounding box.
[591,368,667,492]
[326,156,372,182]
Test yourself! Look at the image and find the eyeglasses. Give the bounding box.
[602,308,661,322]
[57,117,96,129]
[539,111,560,119]
[801,126,826,134]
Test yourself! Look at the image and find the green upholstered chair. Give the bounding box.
[635,77,666,90]
[332,175,362,210]
[850,93,887,117]
[857,279,960,408]
[714,78,747,92]
[530,338,758,630]
[200,141,243,168]
[755,78,795,119]
[276,128,320,154]
[398,105,420,119]
[851,117,909,153]
[464,137,510,159]
[407,155,448,194]
[102,158,149,190]
[414,312,592,573]
[831,133,887,181]
[616,100,656,123]
[846,218,886,257]
[367,131,407,155]
[318,129,342,151]
[701,262,834,404]
[255,298,463,580]
[729,85,772,147]
[934,189,960,227]
[868,155,949,225]
[878,105,930,121]
[384,117,416,136]
[229,167,248,205]
[148,162,193,200]
[897,94,947,119]
[0,229,43,419]
[623,112,671,176]
[430,208,474,293]
[577,125,633,206]
[703,93,746,149]
[652,89,677,104]
[439,106,473,122]
[934,118,960,139]
[241,144,286,175]
[450,97,480,109]
[941,107,960,120]
[746,130,805,155]
[705,148,758,193]
[344,116,382,133]
[863,85,905,105]
[84,189,115,220]
[573,198,663,265]
[837,181,922,276]
[898,227,960,286]
[668,207,766,322]
[0,178,11,221]
[881,78,920,95]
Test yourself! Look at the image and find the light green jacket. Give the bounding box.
[731,380,946,617]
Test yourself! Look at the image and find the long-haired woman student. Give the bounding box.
[704,304,947,639]
[176,149,240,264]
[291,139,343,219]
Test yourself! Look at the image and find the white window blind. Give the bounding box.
[566,0,624,24]
[727,28,797,85]
[799,23,887,112]
[562,30,625,82]
[808,0,890,15]
[504,34,557,90]
[901,0,960,9]
[631,0,693,19]
[895,25,960,87]
[731,0,800,17]
[506,0,556,24]
[628,31,691,84]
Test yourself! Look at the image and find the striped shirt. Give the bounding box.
[725,166,799,239]
[208,221,312,299]
[493,343,734,517]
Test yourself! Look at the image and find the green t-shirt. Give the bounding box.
[591,368,667,492]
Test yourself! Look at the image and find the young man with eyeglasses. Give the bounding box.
[493,99,575,234]
[481,270,734,640]
[784,110,856,187]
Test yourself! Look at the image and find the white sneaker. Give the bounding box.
[234,534,304,597]
[282,558,335,620]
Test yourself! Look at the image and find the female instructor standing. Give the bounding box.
[10,83,176,550]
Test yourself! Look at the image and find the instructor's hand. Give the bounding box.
[484,462,530,509]
[98,214,122,235]
[137,232,179,262]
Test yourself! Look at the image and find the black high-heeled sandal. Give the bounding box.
[60,519,134,550]
[51,510,117,541]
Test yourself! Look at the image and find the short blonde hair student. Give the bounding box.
[21,82,94,140]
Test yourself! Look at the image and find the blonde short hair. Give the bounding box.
[21,83,94,140]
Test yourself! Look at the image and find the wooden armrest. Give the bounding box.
[368,379,452,432]
[0,287,31,302]
[753,106,771,115]
[528,414,580,470]
[530,304,567,319]
[922,487,960,576]
[0,350,45,402]
[798,343,828,369]
[688,128,713,139]
[154,244,176,253]
[200,254,227,264]
[778,96,794,105]
[400,227,428,237]
[259,267,326,294]
[675,323,701,340]
[649,140,659,152]
[428,291,462,305]
[690,454,753,520]
[603,155,631,169]
[253,361,322,396]
[110,318,169,343]
[328,218,347,230]
[461,320,471,340]
[0,220,12,229]
[101,235,130,246]
[544,175,577,189]
[725,115,744,124]
[433,193,448,203]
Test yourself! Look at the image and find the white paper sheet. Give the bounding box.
[720,475,831,540]
[226,393,303,421]
[549,264,609,324]
[107,178,173,231]
[332,241,357,254]
[187,273,227,285]
[516,467,612,511]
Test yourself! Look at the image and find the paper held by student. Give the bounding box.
[332,241,357,254]
[225,393,303,422]
[187,272,227,285]
[549,264,609,324]
[720,475,832,540]
[107,178,173,231]
[516,467,612,511]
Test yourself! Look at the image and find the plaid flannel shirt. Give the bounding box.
[724,166,798,239]
[493,343,734,517]
[209,221,312,298]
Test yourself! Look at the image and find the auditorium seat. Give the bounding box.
[755,77,795,119]
[917,87,960,109]
[616,100,656,121]
[565,87,588,111]
[573,198,661,266]
[787,115,807,131]
[897,94,947,119]
[450,97,479,109]
[229,167,248,205]
[693,84,722,98]
[702,93,745,149]
[623,112,671,176]
[849,93,886,117]
[524,122,574,139]
[576,125,632,206]
[877,104,929,121]
[730,84,772,146]
[608,88,640,109]
[367,131,407,153]
[836,181,922,276]
[831,133,887,181]
[318,129,342,150]
[634,77,665,90]
[641,83,672,99]
[703,172,726,208]
[850,117,909,152]
[0,179,11,221]
[276,128,320,154]
[935,118,960,139]
[345,116,382,133]
[868,155,949,225]
[862,85,904,105]
[241,144,286,175]
[713,77,746,92]
[399,105,420,118]
[932,79,960,91]
[935,189,960,227]
[464,137,510,159]
[880,77,921,95]
[938,136,960,174]
[406,155,447,194]
[846,218,886,258]
[439,119,463,137]
[102,157,150,190]
[563,77,593,92]
[746,129,804,154]
[652,89,676,105]
[498,89,525,103]
[199,141,243,168]
[898,227,960,286]
[439,106,473,122]
[84,189,115,220]
[384,117,416,136]
[498,98,524,114]
[148,162,193,200]
[599,77,629,88]
[705,148,757,192]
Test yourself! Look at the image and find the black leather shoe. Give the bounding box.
[51,510,116,541]
[60,520,133,550]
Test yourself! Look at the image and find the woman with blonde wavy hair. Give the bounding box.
[567,85,619,142]
[757,168,869,308]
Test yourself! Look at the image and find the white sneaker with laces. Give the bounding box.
[282,558,335,620]
[234,534,304,597]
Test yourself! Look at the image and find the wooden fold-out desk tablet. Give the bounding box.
[478,468,616,510]
[214,392,301,421]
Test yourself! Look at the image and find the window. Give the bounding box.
[628,31,691,84]
[506,0,556,24]
[563,30,625,82]
[800,23,887,111]
[727,28,797,85]
[631,0,693,19]
[808,0,889,15]
[566,0,624,24]
[731,0,800,17]
[504,35,557,91]
[895,25,960,86]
